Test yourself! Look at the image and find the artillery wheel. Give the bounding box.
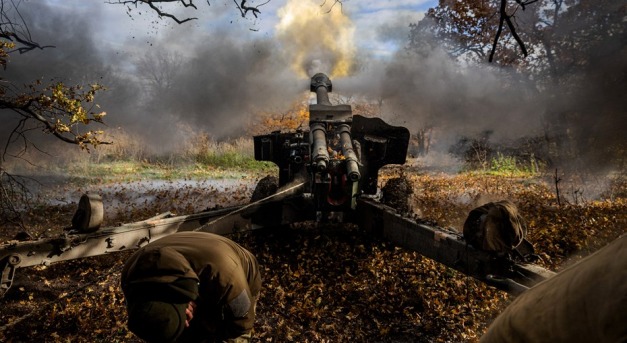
[250,175,279,202]
[381,176,413,214]
[462,200,528,254]
[249,175,281,227]
[71,193,104,233]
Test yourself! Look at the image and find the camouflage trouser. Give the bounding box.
[181,327,253,343]
[222,332,252,343]
[195,332,251,343]
[190,296,257,343]
[223,296,256,343]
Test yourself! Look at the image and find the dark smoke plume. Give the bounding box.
[1,2,303,154]
[337,48,545,154]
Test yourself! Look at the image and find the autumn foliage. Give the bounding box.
[249,97,310,136]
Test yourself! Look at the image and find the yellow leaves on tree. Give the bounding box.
[0,40,15,70]
[1,38,108,151]
[33,82,108,150]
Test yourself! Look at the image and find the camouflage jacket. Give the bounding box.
[121,231,262,341]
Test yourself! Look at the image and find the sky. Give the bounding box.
[42,0,435,60]
[113,1,431,56]
[3,0,548,159]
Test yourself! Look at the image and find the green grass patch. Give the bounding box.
[486,152,539,177]
[194,151,269,170]
[460,152,541,177]
[63,154,277,185]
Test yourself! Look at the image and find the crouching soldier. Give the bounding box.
[121,232,262,343]
[480,234,627,343]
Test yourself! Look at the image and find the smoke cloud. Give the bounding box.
[1,1,304,152]
[275,0,356,78]
[140,31,303,146]
[1,0,624,174]
[336,48,545,154]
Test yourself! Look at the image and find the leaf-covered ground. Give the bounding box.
[1,167,625,342]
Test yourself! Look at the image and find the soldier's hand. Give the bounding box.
[185,300,197,327]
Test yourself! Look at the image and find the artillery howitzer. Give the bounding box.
[0,73,554,299]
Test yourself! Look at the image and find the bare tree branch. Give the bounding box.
[0,1,54,54]
[514,0,540,10]
[234,0,269,18]
[107,0,268,23]
[504,8,528,56]
[0,99,81,145]
[489,0,530,62]
[106,0,198,23]
[3,118,54,166]
[0,167,32,228]
[321,0,343,13]
[0,32,55,54]
[145,0,198,24]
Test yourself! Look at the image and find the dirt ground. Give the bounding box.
[1,166,625,342]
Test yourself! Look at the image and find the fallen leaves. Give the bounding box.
[0,170,625,342]
[240,225,511,342]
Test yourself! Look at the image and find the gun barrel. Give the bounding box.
[310,73,332,106]
[338,124,360,181]
[311,123,329,171]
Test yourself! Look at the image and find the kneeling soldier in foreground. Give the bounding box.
[121,232,262,343]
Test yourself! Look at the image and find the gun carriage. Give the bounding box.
[0,73,554,299]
